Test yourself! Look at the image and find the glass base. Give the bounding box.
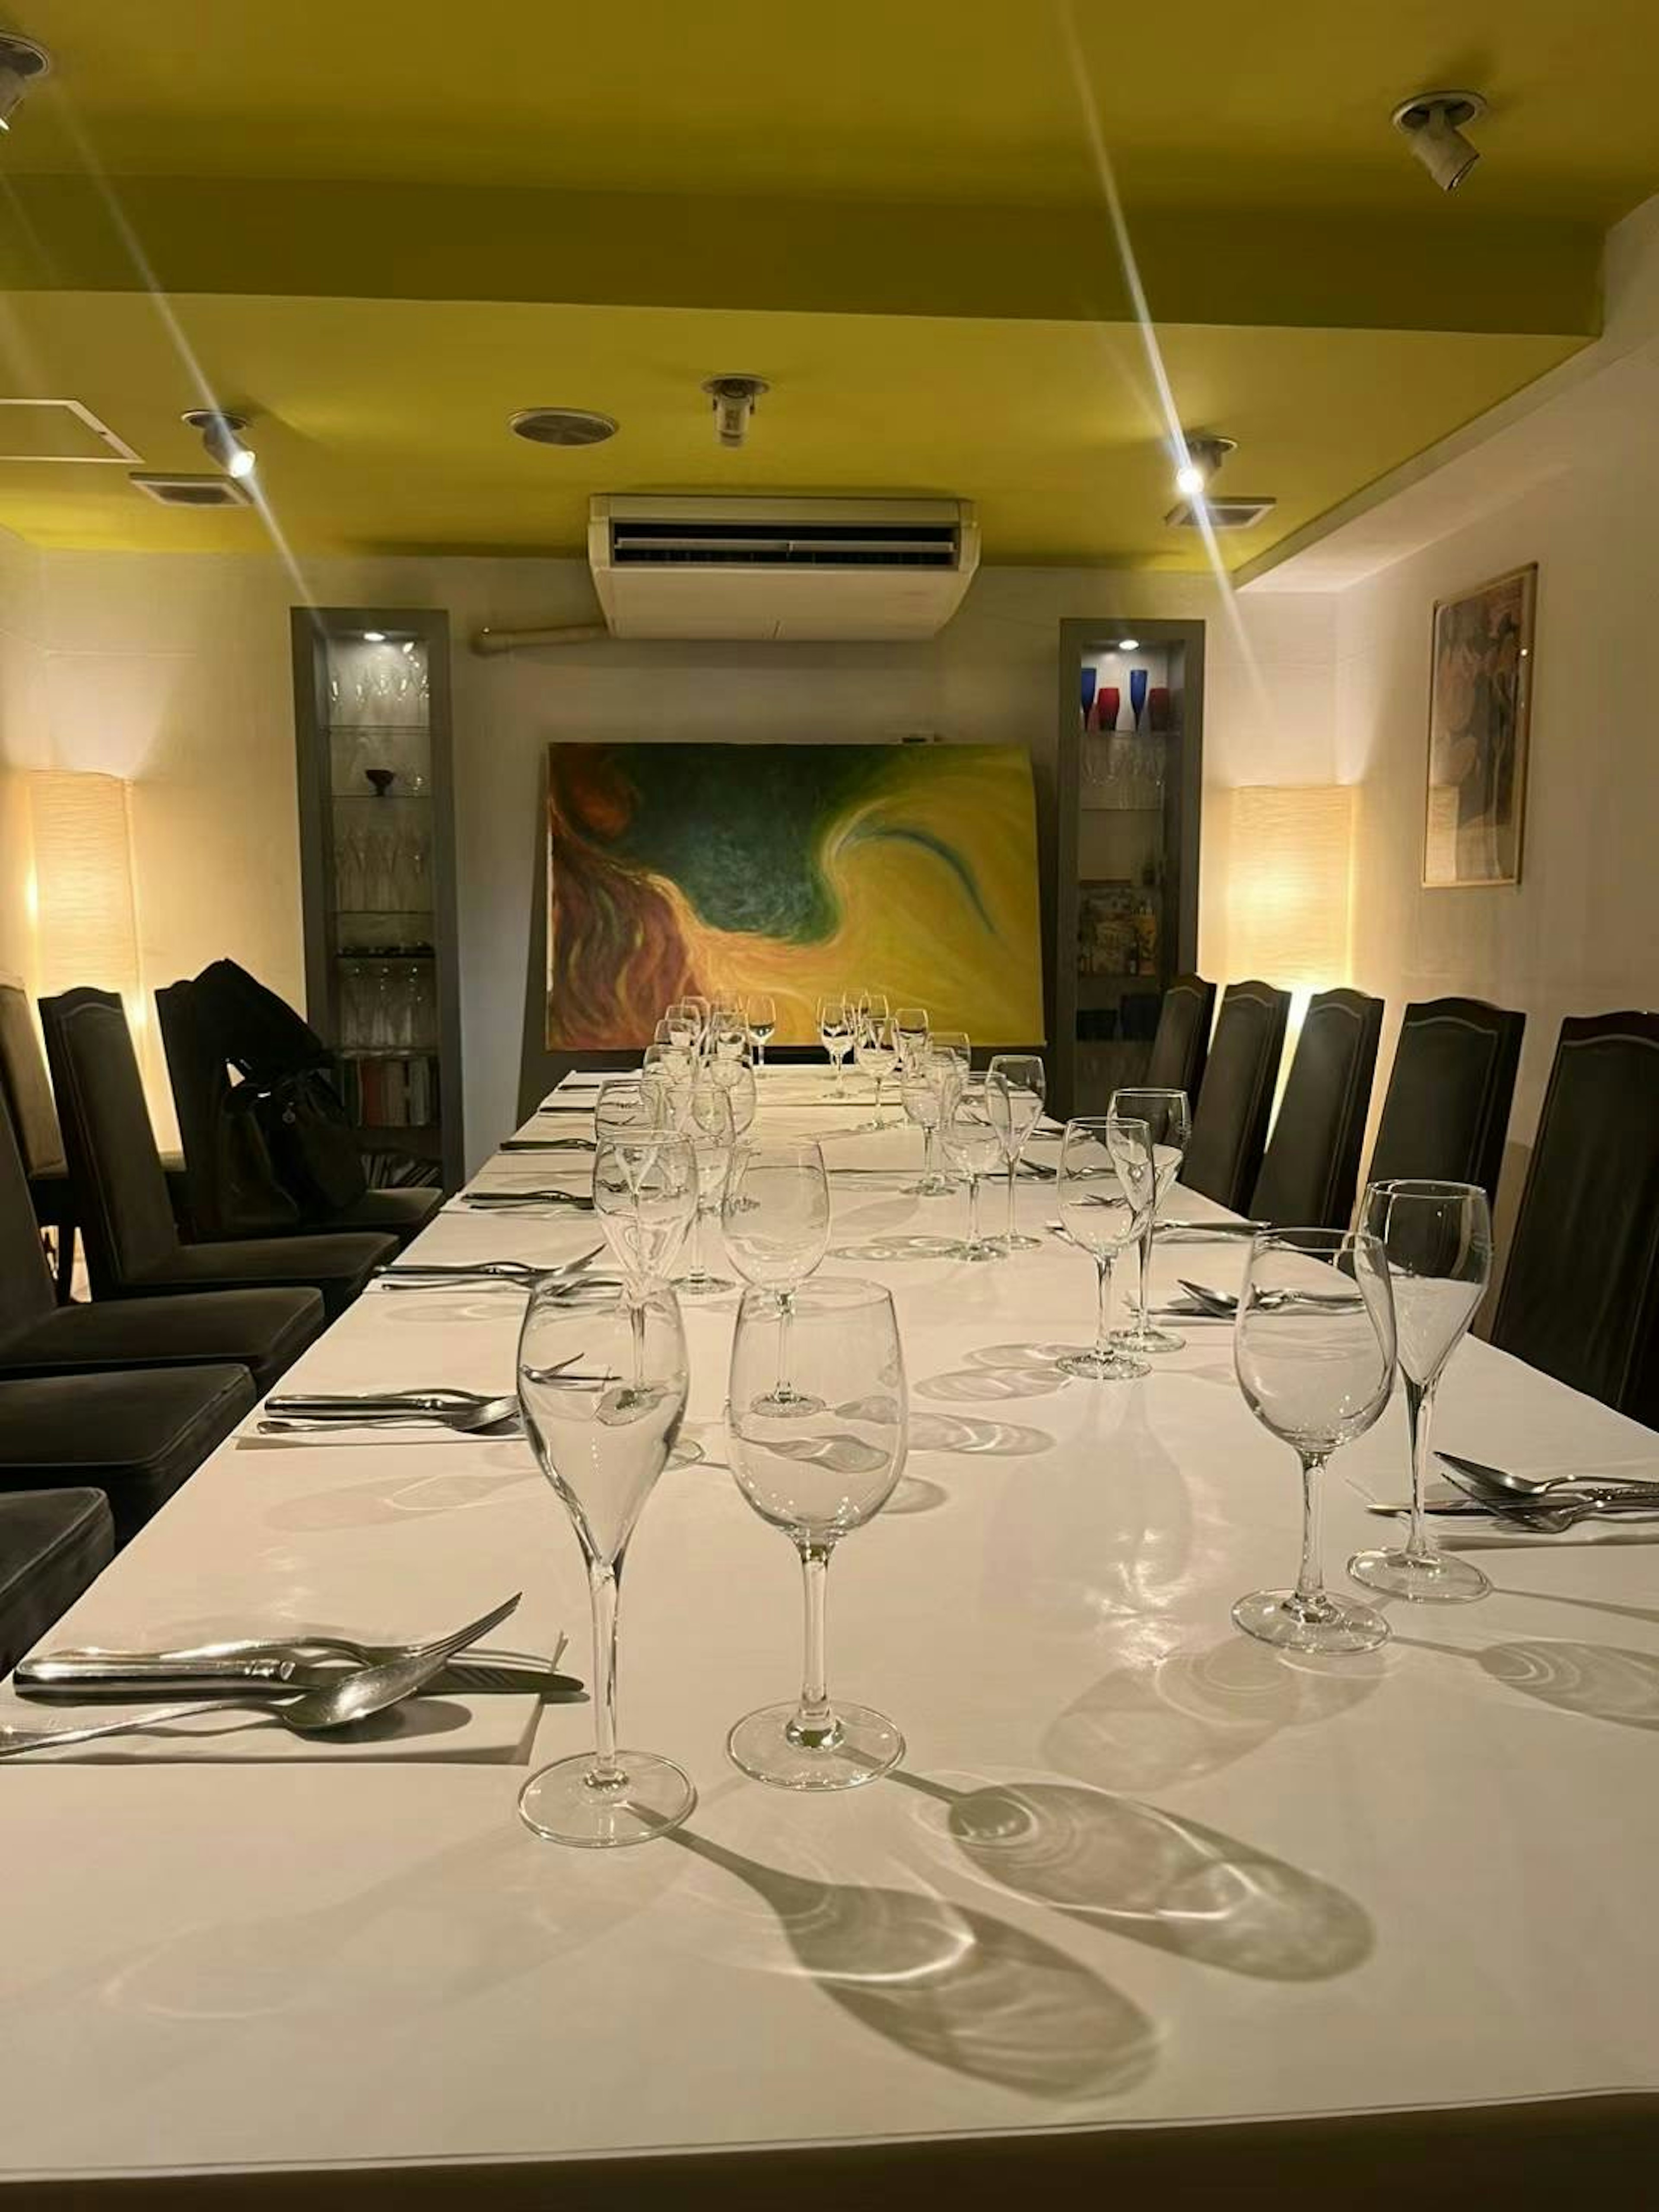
[727,1699,903,1791]
[992,1232,1043,1252]
[1348,1545,1491,1604]
[1113,1321,1187,1354]
[677,1273,735,1298]
[948,1237,1005,1263]
[1233,1586,1390,1654]
[748,1383,826,1417]
[904,1173,955,1198]
[518,1749,696,1847]
[1056,1344,1151,1382]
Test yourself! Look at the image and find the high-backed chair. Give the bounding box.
[1250,988,1384,1230]
[1491,1013,1659,1428]
[39,988,396,1320]
[1144,975,1216,1103]
[1366,996,1525,1207]
[0,1488,114,1675]
[1182,980,1290,1213]
[0,1091,324,1394]
[155,977,442,1246]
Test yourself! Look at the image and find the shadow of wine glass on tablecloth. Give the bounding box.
[892,1770,1372,1982]
[1399,1634,1659,1731]
[664,1826,1157,2100]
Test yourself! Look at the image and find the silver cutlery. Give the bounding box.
[500,1138,596,1152]
[375,1248,603,1289]
[1176,1279,1362,1317]
[1437,1450,1659,1503]
[257,1395,521,1437]
[1368,1496,1659,1528]
[19,1627,573,1701]
[463,1190,594,1211]
[1159,1218,1270,1239]
[0,1594,522,1758]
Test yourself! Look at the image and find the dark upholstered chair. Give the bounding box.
[0,1366,254,1546]
[0,1488,114,1675]
[1182,981,1290,1213]
[38,989,396,1321]
[0,1093,324,1394]
[1249,989,1383,1231]
[1491,1013,1659,1430]
[1144,975,1217,1103]
[1366,997,1525,1207]
[155,978,442,1246]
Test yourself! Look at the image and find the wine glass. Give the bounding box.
[930,1028,971,1072]
[1107,1087,1192,1354]
[721,1141,832,1413]
[681,1076,737,1297]
[592,1133,697,1288]
[641,1042,696,1128]
[893,1005,930,1075]
[746,993,778,1074]
[683,995,711,1047]
[855,988,890,1043]
[664,1001,700,1052]
[593,1080,653,1142]
[516,1277,694,1846]
[987,1053,1046,1252]
[725,1279,907,1790]
[710,1003,747,1062]
[940,1076,1005,1262]
[1348,1179,1493,1605]
[817,994,852,1091]
[1233,1227,1398,1654]
[899,1046,954,1197]
[852,1012,897,1124]
[1055,1116,1155,1380]
[709,1053,757,1137]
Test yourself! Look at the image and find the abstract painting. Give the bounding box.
[1424,564,1536,888]
[546,741,1045,1048]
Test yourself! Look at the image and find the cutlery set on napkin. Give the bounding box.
[1367,1451,1659,1534]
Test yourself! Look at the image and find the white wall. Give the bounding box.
[0,543,1337,1163]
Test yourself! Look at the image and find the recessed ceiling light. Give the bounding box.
[362,630,386,643]
[182,408,256,480]
[0,33,51,133]
[1173,434,1236,500]
[1117,637,1140,652]
[509,407,619,448]
[1392,90,1487,194]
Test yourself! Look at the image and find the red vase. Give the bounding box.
[1147,686,1171,732]
[1095,686,1121,733]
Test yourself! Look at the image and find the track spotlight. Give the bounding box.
[1173,434,1236,500]
[0,32,51,131]
[182,409,257,481]
[702,375,770,450]
[1392,91,1487,194]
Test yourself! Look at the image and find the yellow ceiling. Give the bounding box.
[0,0,1649,563]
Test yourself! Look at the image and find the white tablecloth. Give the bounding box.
[3,1068,1658,2195]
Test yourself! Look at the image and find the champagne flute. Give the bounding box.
[516,1277,694,1846]
[1055,1115,1154,1380]
[1347,1179,1492,1605]
[681,1076,737,1296]
[592,1132,696,1289]
[899,1046,953,1197]
[987,1053,1046,1252]
[940,1076,1005,1262]
[817,993,852,1091]
[1107,1087,1193,1354]
[893,1005,930,1075]
[746,992,778,1074]
[721,1140,832,1413]
[725,1279,907,1790]
[1233,1227,1397,1654]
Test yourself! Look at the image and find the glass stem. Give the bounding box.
[967,1174,982,1250]
[1136,1217,1156,1335]
[586,1558,624,1787]
[688,1204,706,1281]
[777,1288,795,1397]
[756,1041,766,1074]
[793,1541,837,1746]
[923,1126,938,1185]
[1405,1376,1438,1564]
[628,1296,645,1391]
[1295,1452,1329,1608]
[1095,1252,1116,1355]
[1005,1158,1018,1241]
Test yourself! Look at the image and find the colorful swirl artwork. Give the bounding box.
[545,741,1046,1049]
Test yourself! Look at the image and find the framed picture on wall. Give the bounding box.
[1423,563,1537,888]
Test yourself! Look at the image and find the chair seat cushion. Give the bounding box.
[0,1487,115,1676]
[0,1286,325,1395]
[130,1231,399,1319]
[0,1366,255,1545]
[330,1185,445,1243]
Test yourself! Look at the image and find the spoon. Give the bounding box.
[1437,1451,1659,1503]
[0,1593,521,1758]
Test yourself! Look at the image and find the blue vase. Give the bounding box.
[1080,667,1098,728]
[1129,668,1149,729]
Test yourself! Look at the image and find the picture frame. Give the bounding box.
[1423,562,1537,888]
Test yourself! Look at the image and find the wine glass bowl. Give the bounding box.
[592,1133,696,1289]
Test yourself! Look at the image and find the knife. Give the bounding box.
[1367,1497,1659,1519]
[15,1649,585,1700]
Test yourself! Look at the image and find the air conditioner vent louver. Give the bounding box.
[1166,496,1278,531]
[610,521,960,569]
[129,471,252,509]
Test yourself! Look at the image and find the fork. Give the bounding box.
[257,1395,521,1436]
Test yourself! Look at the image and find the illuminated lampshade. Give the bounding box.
[27,770,141,1001]
[1227,785,1354,991]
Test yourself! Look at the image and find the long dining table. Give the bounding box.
[3,1067,1659,2206]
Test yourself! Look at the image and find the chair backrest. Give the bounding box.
[1250,988,1384,1230]
[1367,996,1525,1205]
[0,1090,56,1338]
[1491,1012,1659,1427]
[1144,974,1216,1099]
[38,987,181,1293]
[156,978,301,1240]
[0,973,68,1179]
[1182,980,1290,1213]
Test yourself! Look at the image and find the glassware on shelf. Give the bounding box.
[335,826,367,911]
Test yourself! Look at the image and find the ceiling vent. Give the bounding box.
[511,407,618,448]
[129,472,254,509]
[588,495,980,639]
[0,398,140,464]
[1165,496,1278,532]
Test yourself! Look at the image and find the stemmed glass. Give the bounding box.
[680,1077,737,1297]
[683,995,712,1051]
[852,1012,897,1124]
[893,1005,930,1075]
[1348,1179,1493,1605]
[855,988,890,1043]
[987,1053,1046,1252]
[1233,1227,1398,1653]
[899,1047,954,1197]
[516,1277,694,1846]
[746,993,777,1074]
[664,1000,702,1053]
[940,1076,1005,1262]
[709,1052,757,1138]
[929,1028,971,1073]
[721,1140,832,1413]
[709,1004,748,1062]
[1055,1115,1155,1380]
[817,994,852,1091]
[725,1279,907,1789]
[592,1131,696,1289]
[1107,1087,1192,1354]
